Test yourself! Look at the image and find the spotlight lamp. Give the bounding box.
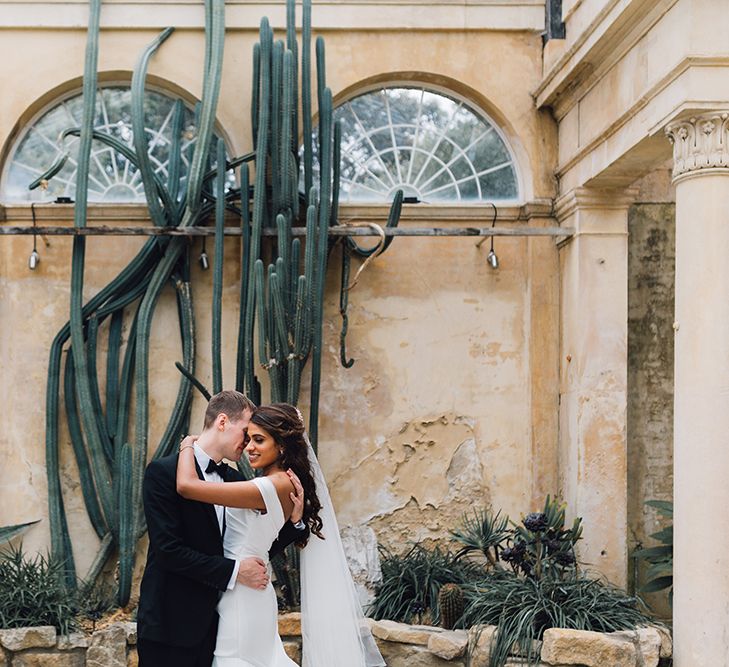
[199,236,210,270]
[29,203,40,271]
[475,202,499,270]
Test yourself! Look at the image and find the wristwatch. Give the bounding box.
[293,520,306,530]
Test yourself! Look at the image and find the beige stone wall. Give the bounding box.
[0,7,562,595]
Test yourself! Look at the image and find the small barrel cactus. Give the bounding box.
[438,583,464,630]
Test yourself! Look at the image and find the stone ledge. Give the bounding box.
[0,620,672,667]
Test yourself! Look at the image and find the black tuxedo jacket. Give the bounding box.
[137,453,304,647]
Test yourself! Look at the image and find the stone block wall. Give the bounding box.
[0,618,672,667]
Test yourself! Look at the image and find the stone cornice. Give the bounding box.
[534,0,678,118]
[554,56,729,186]
[555,187,639,223]
[0,1,546,31]
[665,112,729,182]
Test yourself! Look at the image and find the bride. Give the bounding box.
[176,403,384,667]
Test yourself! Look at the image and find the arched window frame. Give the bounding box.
[0,79,233,206]
[312,81,526,210]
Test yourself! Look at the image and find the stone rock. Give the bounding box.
[86,624,127,667]
[11,653,84,667]
[541,628,637,667]
[428,629,468,660]
[654,625,672,658]
[278,612,301,637]
[375,638,463,667]
[115,622,137,645]
[283,640,301,663]
[370,619,442,645]
[467,625,497,667]
[127,647,139,667]
[0,649,5,667]
[56,633,88,650]
[611,628,662,667]
[0,626,57,651]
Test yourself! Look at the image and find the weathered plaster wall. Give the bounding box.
[0,11,562,599]
[0,219,561,597]
[627,200,675,618]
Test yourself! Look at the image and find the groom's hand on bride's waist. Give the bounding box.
[236,557,269,590]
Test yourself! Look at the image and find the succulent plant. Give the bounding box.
[438,583,464,630]
[523,513,549,533]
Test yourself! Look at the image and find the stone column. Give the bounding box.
[555,187,637,588]
[665,112,729,666]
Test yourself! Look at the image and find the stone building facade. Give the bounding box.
[0,1,725,664]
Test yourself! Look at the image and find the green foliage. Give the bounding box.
[451,508,510,567]
[634,500,673,606]
[462,573,654,667]
[449,498,652,667]
[0,521,39,545]
[452,496,582,582]
[0,544,78,634]
[368,545,486,626]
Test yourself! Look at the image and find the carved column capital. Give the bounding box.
[665,112,729,181]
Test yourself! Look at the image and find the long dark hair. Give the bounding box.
[249,403,323,544]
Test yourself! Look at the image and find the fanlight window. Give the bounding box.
[306,86,520,203]
[2,86,228,203]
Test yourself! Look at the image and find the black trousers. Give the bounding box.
[138,618,218,667]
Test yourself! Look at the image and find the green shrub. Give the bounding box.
[0,544,77,634]
[462,572,654,667]
[368,544,486,626]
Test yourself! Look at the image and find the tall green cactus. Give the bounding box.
[40,0,402,607]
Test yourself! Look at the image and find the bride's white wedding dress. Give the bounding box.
[213,476,297,667]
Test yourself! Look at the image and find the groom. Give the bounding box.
[137,390,307,667]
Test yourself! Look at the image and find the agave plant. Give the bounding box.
[0,521,39,546]
[450,508,510,568]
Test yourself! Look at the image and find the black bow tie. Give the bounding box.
[205,459,229,478]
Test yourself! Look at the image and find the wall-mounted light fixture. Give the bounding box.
[199,235,210,270]
[28,203,40,270]
[476,202,499,270]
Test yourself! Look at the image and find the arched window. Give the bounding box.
[2,85,229,203]
[306,86,520,204]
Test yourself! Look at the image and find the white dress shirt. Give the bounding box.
[193,443,240,590]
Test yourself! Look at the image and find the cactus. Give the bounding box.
[438,583,465,630]
[39,0,402,607]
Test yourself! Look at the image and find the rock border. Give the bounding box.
[0,617,672,667]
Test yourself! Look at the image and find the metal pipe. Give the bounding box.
[0,225,574,237]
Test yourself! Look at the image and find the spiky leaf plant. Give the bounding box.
[368,544,486,626]
[0,544,78,634]
[450,508,510,568]
[462,572,655,667]
[634,500,673,606]
[0,521,39,545]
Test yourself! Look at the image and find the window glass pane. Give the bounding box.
[303,85,519,203]
[2,85,228,203]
